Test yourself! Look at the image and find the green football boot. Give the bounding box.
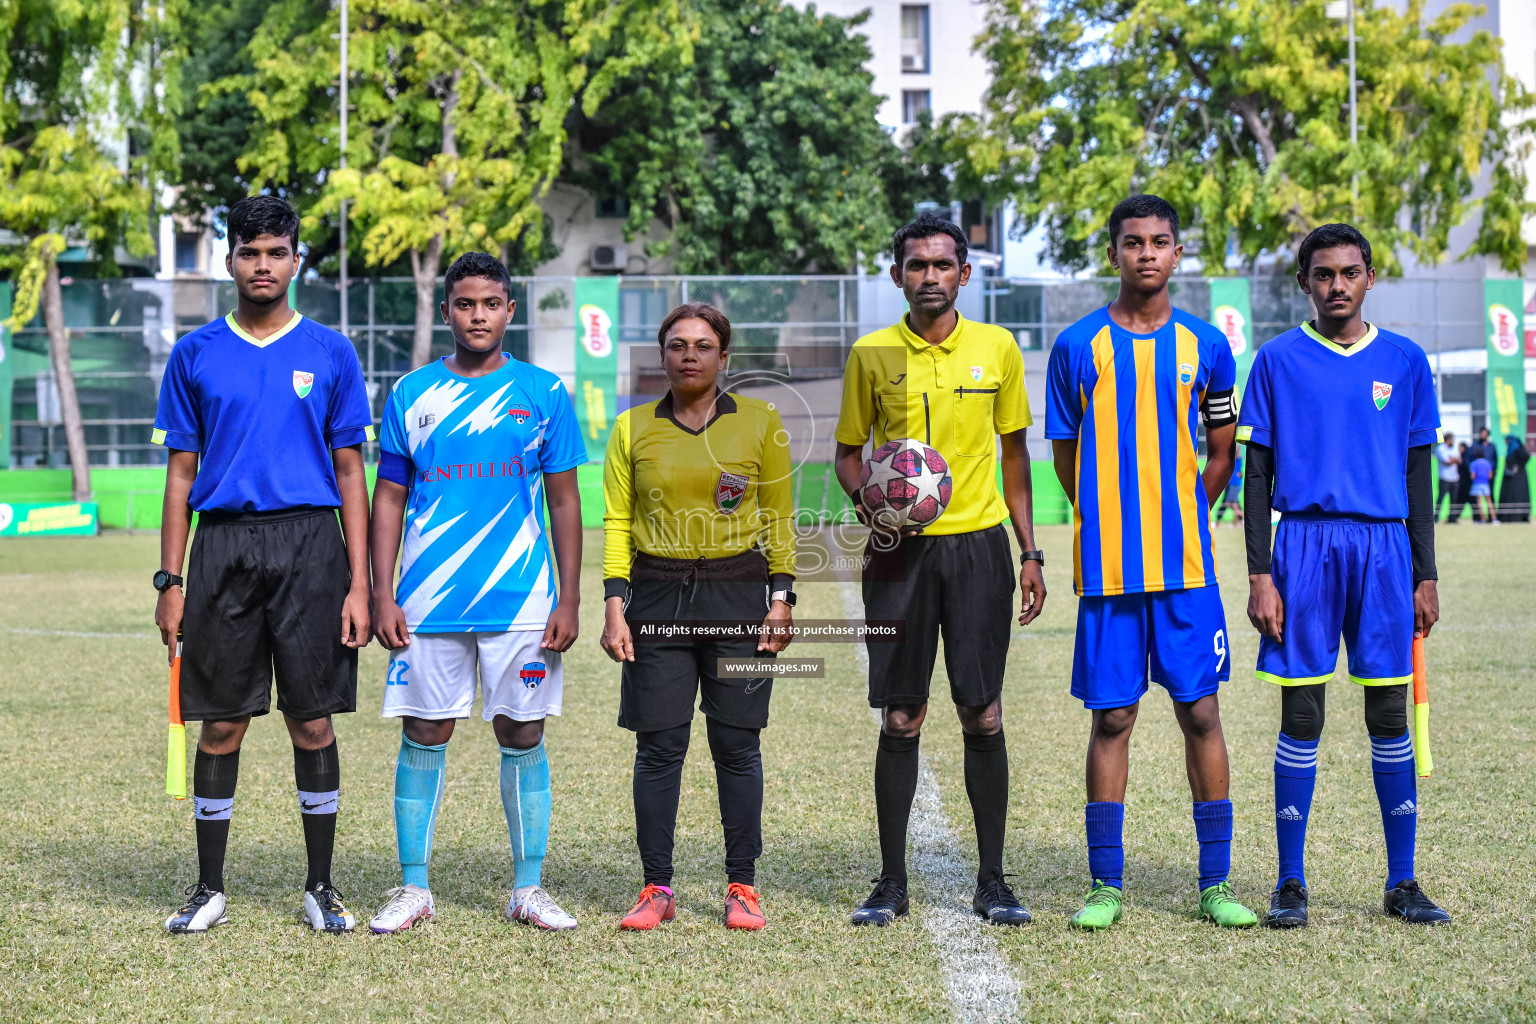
[1199,880,1258,928]
[1069,881,1123,930]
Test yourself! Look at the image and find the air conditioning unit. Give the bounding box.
[589,243,627,272]
[901,54,918,71]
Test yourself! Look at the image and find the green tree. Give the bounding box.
[575,0,898,274]
[950,0,1535,274]
[0,0,178,498]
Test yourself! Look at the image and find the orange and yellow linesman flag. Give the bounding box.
[1411,637,1433,779]
[167,635,187,799]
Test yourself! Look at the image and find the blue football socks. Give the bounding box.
[1085,801,1125,889]
[501,741,551,891]
[1370,732,1417,889]
[1273,732,1318,888]
[1192,799,1234,890]
[394,736,447,890]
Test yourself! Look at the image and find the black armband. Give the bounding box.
[1243,442,1276,575]
[1201,387,1237,429]
[1405,444,1437,583]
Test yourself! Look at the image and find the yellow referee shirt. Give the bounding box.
[602,391,796,582]
[834,313,1032,536]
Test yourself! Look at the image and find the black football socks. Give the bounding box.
[294,742,340,890]
[963,729,1009,885]
[874,731,921,886]
[192,748,240,892]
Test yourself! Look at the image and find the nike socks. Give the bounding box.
[1370,732,1417,889]
[874,731,921,887]
[1274,732,1318,887]
[1085,801,1124,889]
[294,742,340,890]
[501,741,551,892]
[1193,799,1234,890]
[706,717,764,886]
[395,736,447,890]
[192,748,239,892]
[633,724,690,886]
[962,729,1009,885]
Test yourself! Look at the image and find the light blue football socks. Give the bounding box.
[501,740,551,891]
[395,736,447,889]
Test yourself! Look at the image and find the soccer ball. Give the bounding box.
[859,438,951,529]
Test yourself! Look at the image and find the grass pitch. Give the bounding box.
[0,524,1531,1023]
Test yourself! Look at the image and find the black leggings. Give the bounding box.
[633,717,764,886]
[1280,682,1408,742]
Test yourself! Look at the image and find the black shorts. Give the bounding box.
[862,523,1014,709]
[180,508,358,722]
[618,550,775,733]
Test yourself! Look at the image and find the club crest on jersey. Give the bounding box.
[715,471,750,514]
[970,366,983,382]
[510,406,531,425]
[293,371,314,399]
[519,662,546,688]
[1373,381,1393,409]
[1177,362,1195,385]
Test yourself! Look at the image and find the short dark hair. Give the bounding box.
[892,212,968,267]
[658,302,732,352]
[443,251,513,300]
[1297,223,1372,274]
[1108,194,1180,245]
[227,195,301,251]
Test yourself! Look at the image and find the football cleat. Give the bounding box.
[1069,881,1123,930]
[1199,880,1258,928]
[369,885,434,934]
[509,886,578,932]
[1383,879,1451,925]
[619,884,676,931]
[724,883,766,931]
[301,883,356,933]
[850,876,910,927]
[972,875,1032,926]
[1263,879,1309,929]
[165,882,228,934]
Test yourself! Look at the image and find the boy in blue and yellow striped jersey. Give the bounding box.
[1045,195,1256,930]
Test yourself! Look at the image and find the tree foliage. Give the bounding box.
[948,0,1535,274]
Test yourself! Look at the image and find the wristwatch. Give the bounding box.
[1019,550,1045,567]
[152,569,183,593]
[770,589,797,607]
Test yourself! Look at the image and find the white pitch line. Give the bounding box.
[839,580,1021,1024]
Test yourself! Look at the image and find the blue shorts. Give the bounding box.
[1257,515,1413,687]
[1470,482,1491,498]
[1071,587,1230,709]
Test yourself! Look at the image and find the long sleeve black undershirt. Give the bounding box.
[1243,442,1437,583]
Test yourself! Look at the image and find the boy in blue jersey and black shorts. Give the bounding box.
[367,252,586,935]
[1046,195,1257,930]
[154,196,374,934]
[1240,224,1450,927]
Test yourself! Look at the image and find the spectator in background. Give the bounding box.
[1452,442,1472,523]
[1434,432,1460,521]
[1498,435,1530,523]
[1469,449,1496,524]
[1471,427,1500,482]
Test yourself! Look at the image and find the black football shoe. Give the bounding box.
[1383,879,1451,925]
[972,875,1032,926]
[850,876,910,927]
[1263,878,1309,929]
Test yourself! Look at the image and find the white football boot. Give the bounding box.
[369,885,436,934]
[165,882,229,934]
[300,883,356,933]
[508,886,578,931]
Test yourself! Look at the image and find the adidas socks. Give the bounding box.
[1274,732,1318,888]
[1192,799,1234,890]
[395,736,447,890]
[1370,732,1417,889]
[294,742,340,890]
[501,741,551,892]
[192,748,239,892]
[874,731,921,887]
[962,730,1009,885]
[1085,801,1124,889]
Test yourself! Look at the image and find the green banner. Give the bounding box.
[0,282,11,469]
[1484,279,1526,445]
[573,276,620,461]
[0,501,99,536]
[1209,277,1255,397]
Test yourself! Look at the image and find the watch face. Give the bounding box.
[153,570,173,591]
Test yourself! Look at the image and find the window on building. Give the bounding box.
[901,6,930,74]
[901,90,931,125]
[174,233,200,274]
[595,195,629,219]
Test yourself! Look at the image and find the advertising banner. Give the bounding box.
[0,501,99,536]
[0,282,11,469]
[1209,278,1255,397]
[574,276,620,462]
[1484,279,1526,445]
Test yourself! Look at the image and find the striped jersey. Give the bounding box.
[1045,307,1237,596]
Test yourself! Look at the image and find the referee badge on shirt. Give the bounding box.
[1373,381,1393,410]
[715,471,750,514]
[292,370,314,399]
[970,366,983,382]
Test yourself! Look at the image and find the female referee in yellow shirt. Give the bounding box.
[600,303,796,932]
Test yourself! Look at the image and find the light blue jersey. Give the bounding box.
[378,355,585,632]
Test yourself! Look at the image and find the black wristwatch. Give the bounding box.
[1019,550,1045,567]
[152,569,183,593]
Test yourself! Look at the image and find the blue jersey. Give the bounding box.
[1046,307,1237,596]
[153,312,374,512]
[378,355,585,633]
[1237,323,1439,519]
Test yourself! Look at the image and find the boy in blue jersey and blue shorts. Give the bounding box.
[367,252,586,934]
[154,196,375,934]
[1046,195,1257,930]
[1240,224,1450,927]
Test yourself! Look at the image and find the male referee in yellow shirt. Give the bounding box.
[835,213,1047,926]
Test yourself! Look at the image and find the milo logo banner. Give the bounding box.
[1209,277,1254,398]
[574,276,620,461]
[1484,279,1526,446]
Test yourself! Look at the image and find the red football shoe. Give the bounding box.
[619,884,675,931]
[724,883,766,931]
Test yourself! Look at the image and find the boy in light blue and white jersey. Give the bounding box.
[367,252,586,934]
